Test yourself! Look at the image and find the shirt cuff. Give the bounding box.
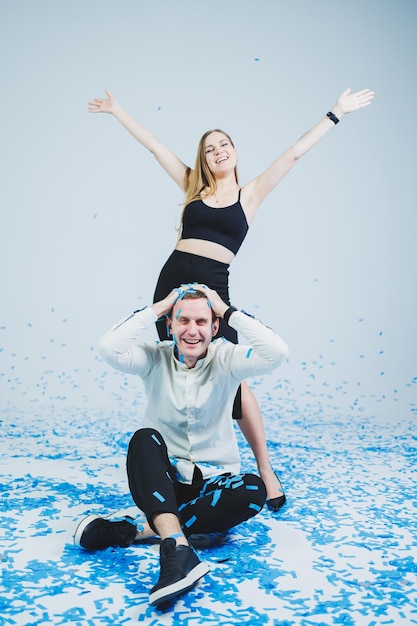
[134,305,158,325]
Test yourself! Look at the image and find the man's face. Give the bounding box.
[168,297,219,368]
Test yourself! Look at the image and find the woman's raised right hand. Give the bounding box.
[87,89,117,114]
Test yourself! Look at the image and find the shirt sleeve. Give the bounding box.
[226,310,289,379]
[97,306,160,377]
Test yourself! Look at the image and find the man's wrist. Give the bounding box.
[151,302,167,319]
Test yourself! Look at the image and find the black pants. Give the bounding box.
[126,428,266,536]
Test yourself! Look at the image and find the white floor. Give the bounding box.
[1,397,416,625]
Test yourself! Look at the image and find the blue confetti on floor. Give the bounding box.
[1,394,416,624]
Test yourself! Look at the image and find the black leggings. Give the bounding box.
[153,250,242,417]
[126,428,266,536]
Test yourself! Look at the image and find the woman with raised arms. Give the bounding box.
[88,86,374,511]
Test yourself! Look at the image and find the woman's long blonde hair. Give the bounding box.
[177,129,239,235]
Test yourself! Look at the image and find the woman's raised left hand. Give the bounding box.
[336,87,375,114]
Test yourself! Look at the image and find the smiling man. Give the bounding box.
[74,284,288,607]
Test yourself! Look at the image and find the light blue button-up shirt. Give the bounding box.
[98,306,288,484]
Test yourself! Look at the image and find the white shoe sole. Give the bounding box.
[149,561,210,606]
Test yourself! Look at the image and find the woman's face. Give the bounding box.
[203,131,237,176]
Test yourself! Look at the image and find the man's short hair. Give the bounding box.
[171,289,217,323]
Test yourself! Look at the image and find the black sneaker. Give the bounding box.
[149,538,209,606]
[74,514,137,550]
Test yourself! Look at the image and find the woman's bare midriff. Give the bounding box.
[175,238,235,265]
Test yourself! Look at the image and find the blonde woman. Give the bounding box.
[88,86,374,510]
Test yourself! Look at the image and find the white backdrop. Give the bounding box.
[1,0,416,419]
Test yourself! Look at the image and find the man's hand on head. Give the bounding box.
[151,283,229,323]
[151,289,179,319]
[191,284,229,319]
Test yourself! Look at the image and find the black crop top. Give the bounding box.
[180,190,249,255]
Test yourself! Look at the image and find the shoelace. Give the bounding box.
[158,546,185,583]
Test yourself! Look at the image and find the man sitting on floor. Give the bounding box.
[74,283,288,606]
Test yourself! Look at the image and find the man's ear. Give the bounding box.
[166,317,173,335]
[212,318,220,336]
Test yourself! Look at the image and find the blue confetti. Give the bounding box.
[1,368,416,624]
[184,515,197,528]
[153,491,165,502]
